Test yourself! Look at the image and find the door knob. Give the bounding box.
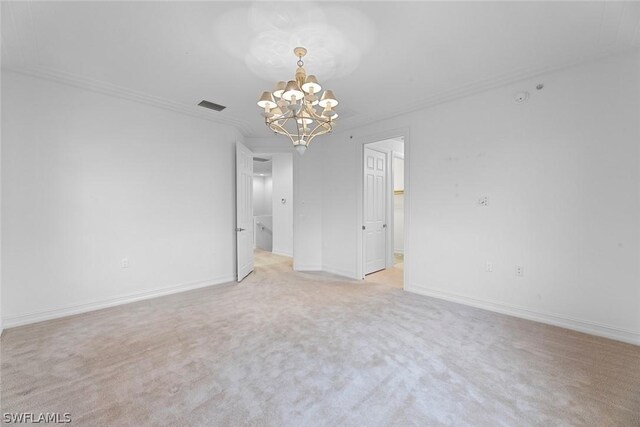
[383,224,387,228]
[236,227,245,232]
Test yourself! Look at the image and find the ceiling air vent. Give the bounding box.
[198,100,226,112]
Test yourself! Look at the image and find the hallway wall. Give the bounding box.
[271,154,293,257]
[393,155,405,254]
[253,176,273,216]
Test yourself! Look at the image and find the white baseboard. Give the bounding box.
[2,275,235,329]
[405,284,640,346]
[394,249,404,254]
[271,250,293,258]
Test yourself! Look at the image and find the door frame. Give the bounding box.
[356,127,411,288]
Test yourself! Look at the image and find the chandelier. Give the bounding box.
[257,47,338,155]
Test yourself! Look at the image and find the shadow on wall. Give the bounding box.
[253,167,273,252]
[255,215,273,252]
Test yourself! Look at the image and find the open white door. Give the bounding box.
[236,142,254,282]
[363,147,387,275]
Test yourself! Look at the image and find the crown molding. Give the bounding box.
[3,65,253,135]
[338,47,640,133]
[4,48,638,141]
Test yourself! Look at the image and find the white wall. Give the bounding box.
[317,51,640,344]
[0,66,3,335]
[253,176,273,216]
[393,156,404,254]
[253,175,274,252]
[393,155,405,191]
[254,215,272,252]
[271,154,293,257]
[294,145,324,271]
[2,71,240,327]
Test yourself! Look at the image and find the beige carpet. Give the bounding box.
[253,249,293,269]
[364,253,404,288]
[2,251,639,426]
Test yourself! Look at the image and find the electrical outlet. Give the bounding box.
[478,196,489,207]
[485,262,493,272]
[121,258,129,268]
[516,265,524,277]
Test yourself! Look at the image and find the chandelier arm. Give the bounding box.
[305,104,323,120]
[307,121,332,141]
[278,109,292,119]
[266,117,289,136]
[270,111,297,132]
[277,109,293,122]
[268,121,286,135]
[269,122,297,145]
[300,101,330,130]
[271,113,292,127]
[307,124,329,146]
[274,121,289,135]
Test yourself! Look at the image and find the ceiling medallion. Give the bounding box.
[257,47,338,155]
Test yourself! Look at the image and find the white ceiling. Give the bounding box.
[253,157,272,176]
[3,1,640,137]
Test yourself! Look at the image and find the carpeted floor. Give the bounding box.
[2,251,639,426]
[365,252,404,289]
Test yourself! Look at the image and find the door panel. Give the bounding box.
[236,142,254,281]
[364,148,387,275]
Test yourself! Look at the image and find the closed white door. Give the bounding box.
[363,147,387,275]
[236,142,254,281]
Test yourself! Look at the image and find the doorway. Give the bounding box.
[252,153,294,270]
[361,136,405,289]
[236,143,294,281]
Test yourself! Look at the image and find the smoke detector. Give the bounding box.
[514,91,529,104]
